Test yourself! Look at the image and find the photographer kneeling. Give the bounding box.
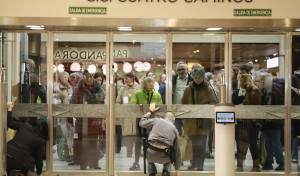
[139,104,181,176]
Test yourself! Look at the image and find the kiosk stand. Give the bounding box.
[215,84,235,176]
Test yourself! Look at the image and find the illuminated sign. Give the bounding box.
[234,9,272,16]
[267,57,279,68]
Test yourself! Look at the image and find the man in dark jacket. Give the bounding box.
[172,61,193,135]
[139,104,181,176]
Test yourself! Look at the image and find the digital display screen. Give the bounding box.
[216,112,235,123]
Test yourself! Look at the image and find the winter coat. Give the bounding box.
[181,81,217,136]
[54,82,72,104]
[130,89,163,137]
[116,82,140,135]
[70,78,105,104]
[7,112,45,175]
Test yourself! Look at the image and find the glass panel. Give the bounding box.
[172,34,225,172]
[2,32,48,173]
[232,34,285,172]
[114,34,166,171]
[52,33,106,171]
[291,35,300,172]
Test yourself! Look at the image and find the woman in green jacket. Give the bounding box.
[128,77,163,170]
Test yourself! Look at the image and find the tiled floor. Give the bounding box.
[48,145,299,173]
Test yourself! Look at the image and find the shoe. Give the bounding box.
[197,166,203,171]
[90,166,101,169]
[127,154,132,158]
[80,166,87,170]
[188,164,197,170]
[292,158,298,163]
[262,163,273,170]
[129,162,140,170]
[149,173,156,176]
[68,161,77,166]
[162,170,170,176]
[275,164,284,171]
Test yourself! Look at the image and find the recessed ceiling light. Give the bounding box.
[206,28,222,31]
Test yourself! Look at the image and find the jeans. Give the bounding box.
[262,129,284,165]
[292,137,298,160]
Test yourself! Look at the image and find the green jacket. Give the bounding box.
[129,90,163,105]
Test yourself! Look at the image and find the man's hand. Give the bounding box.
[149,103,160,113]
[175,170,180,176]
[7,102,14,111]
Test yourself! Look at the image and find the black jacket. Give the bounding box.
[7,111,45,175]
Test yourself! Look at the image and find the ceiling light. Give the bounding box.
[30,27,44,30]
[196,50,200,52]
[295,28,300,31]
[273,53,278,56]
[26,25,40,28]
[206,28,222,31]
[118,27,132,31]
[255,59,258,62]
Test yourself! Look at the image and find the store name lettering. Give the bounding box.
[88,0,252,3]
[54,49,128,60]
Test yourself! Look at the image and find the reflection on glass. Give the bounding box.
[232,35,285,172]
[52,33,106,171]
[53,117,106,170]
[113,34,166,171]
[172,34,225,171]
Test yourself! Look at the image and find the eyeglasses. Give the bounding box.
[177,68,186,72]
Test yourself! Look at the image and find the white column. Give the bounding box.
[215,104,235,176]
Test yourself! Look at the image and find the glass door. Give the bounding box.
[51,33,107,171]
[113,33,167,171]
[232,34,286,173]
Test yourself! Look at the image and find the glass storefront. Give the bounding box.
[0,31,299,175]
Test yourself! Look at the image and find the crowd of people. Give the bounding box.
[6,60,300,175]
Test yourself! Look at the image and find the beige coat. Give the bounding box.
[181,81,217,136]
[116,82,140,135]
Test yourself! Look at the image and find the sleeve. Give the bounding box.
[156,93,163,104]
[7,111,24,130]
[208,86,217,104]
[173,135,182,170]
[116,87,124,104]
[181,87,189,104]
[35,142,44,175]
[232,89,244,105]
[139,114,154,129]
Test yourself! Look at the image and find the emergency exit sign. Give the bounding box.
[234,9,272,16]
[69,7,107,15]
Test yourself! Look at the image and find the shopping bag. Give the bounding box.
[179,136,193,161]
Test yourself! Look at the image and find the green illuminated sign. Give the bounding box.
[234,9,272,16]
[69,7,107,15]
